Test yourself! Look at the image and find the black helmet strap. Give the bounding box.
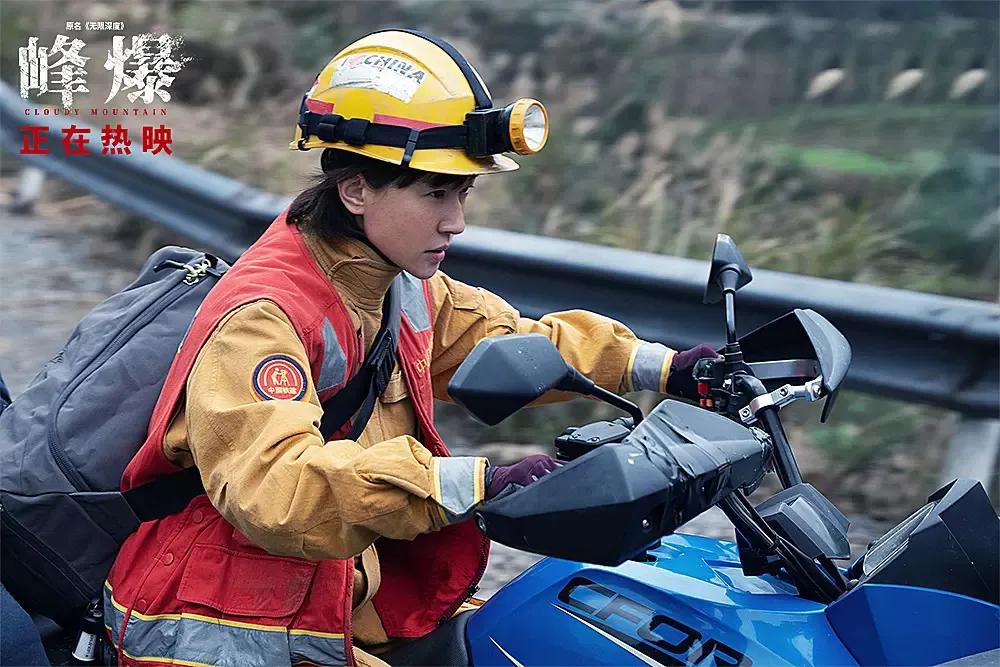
[297,96,469,167]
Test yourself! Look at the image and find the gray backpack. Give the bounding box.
[0,246,228,628]
[0,245,402,630]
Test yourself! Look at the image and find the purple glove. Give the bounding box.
[485,454,561,500]
[666,344,722,400]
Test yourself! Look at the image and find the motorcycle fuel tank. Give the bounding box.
[467,533,855,666]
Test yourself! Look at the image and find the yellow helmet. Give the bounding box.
[290,30,549,175]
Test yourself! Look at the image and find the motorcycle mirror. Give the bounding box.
[704,234,753,305]
[448,334,591,425]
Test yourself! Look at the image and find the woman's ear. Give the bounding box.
[337,175,366,215]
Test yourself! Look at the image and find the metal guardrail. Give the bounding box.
[445,230,999,418]
[2,82,998,418]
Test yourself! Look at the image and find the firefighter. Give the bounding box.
[105,30,718,666]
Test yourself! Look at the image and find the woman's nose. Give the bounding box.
[440,206,466,235]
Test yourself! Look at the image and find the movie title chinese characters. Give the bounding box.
[17,26,189,157]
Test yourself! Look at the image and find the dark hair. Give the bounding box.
[289,149,473,241]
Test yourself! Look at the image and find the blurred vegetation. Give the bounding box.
[2,0,997,518]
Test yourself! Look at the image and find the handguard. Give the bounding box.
[475,400,771,565]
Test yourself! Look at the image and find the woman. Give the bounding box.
[104,30,717,667]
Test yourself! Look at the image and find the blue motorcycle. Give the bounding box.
[384,234,1000,667]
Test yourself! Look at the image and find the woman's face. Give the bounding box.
[342,175,475,279]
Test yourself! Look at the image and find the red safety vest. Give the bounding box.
[105,215,489,667]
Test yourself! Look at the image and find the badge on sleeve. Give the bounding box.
[253,354,307,401]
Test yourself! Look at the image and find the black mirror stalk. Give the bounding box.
[723,290,747,379]
[592,385,645,425]
[555,366,595,395]
[557,369,644,425]
[724,288,738,344]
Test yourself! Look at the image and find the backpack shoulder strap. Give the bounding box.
[125,278,404,523]
[318,276,402,441]
[122,465,204,521]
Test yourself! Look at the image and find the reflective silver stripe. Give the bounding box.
[435,456,482,522]
[317,317,348,393]
[103,582,121,646]
[106,587,348,666]
[399,273,431,332]
[123,615,289,667]
[631,342,670,393]
[289,631,348,665]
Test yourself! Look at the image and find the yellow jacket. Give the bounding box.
[159,232,675,650]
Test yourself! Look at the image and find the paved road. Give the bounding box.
[0,186,888,601]
[0,197,138,393]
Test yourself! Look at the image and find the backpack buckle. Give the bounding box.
[182,259,213,284]
[154,258,217,284]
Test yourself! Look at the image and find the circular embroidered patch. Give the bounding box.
[253,355,307,401]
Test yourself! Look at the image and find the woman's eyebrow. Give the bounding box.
[427,177,476,190]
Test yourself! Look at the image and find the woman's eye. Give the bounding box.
[427,190,447,199]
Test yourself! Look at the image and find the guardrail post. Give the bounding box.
[11,167,45,214]
[939,417,1000,503]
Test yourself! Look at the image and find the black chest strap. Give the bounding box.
[319,278,402,441]
[126,278,404,523]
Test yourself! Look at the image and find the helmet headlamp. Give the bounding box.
[465,98,549,157]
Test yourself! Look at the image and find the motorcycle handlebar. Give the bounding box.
[731,373,802,489]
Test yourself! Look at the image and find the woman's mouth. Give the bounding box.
[427,245,448,262]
